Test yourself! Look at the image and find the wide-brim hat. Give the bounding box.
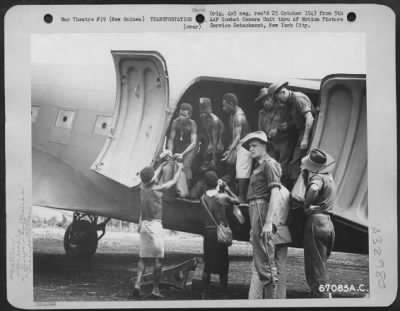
[301,148,335,173]
[254,87,270,103]
[268,81,289,97]
[241,131,275,153]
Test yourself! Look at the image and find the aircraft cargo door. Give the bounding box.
[311,74,367,227]
[91,51,169,188]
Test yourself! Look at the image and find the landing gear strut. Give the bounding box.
[63,212,111,258]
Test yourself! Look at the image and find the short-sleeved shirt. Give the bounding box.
[247,157,282,201]
[140,184,162,221]
[288,91,314,130]
[307,173,337,214]
[258,107,291,141]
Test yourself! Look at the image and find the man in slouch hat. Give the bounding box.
[301,148,336,298]
[269,81,315,189]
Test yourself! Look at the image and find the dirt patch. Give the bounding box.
[33,227,369,301]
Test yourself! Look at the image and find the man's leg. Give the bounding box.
[183,144,198,189]
[275,138,296,191]
[151,258,163,298]
[288,131,306,187]
[249,201,277,299]
[304,215,334,298]
[202,271,211,299]
[219,274,228,298]
[275,245,288,299]
[248,260,263,299]
[133,258,145,297]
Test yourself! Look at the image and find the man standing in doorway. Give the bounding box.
[269,82,315,189]
[167,103,198,188]
[255,87,296,189]
[221,93,251,205]
[198,97,224,171]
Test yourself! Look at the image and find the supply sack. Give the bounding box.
[217,224,233,247]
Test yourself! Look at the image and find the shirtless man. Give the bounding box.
[198,97,224,170]
[221,93,251,204]
[133,163,184,298]
[167,103,198,188]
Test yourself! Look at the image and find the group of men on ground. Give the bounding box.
[132,81,337,300]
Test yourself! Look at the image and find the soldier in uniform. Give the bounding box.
[301,148,336,298]
[241,131,281,299]
[269,81,315,189]
[255,87,296,189]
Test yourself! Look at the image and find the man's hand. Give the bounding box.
[261,222,273,241]
[280,122,288,130]
[221,150,231,161]
[174,153,184,161]
[269,128,278,138]
[300,138,309,150]
[176,162,184,170]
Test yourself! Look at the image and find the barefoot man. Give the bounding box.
[133,163,184,298]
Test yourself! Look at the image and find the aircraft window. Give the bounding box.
[94,115,113,136]
[55,110,75,129]
[31,106,40,123]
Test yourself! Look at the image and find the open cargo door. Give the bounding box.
[311,74,367,228]
[91,51,169,187]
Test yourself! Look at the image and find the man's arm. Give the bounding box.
[263,186,280,240]
[305,184,319,208]
[180,121,197,157]
[223,188,245,224]
[222,114,245,160]
[301,112,314,150]
[223,184,240,205]
[258,112,263,131]
[154,163,184,191]
[167,120,177,152]
[210,121,220,162]
[152,163,164,184]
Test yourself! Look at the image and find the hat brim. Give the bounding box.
[272,82,289,96]
[301,152,335,173]
[254,93,268,103]
[242,138,275,153]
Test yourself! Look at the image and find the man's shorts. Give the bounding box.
[139,219,164,258]
[236,144,252,179]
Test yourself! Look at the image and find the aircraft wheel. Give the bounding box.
[64,219,98,258]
